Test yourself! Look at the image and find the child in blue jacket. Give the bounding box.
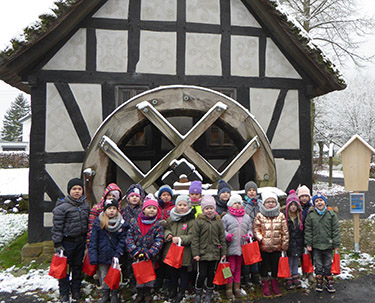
[89,199,127,303]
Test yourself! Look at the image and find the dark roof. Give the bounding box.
[0,0,345,97]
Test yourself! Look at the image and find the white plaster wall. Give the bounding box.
[141,0,177,21]
[186,0,220,24]
[136,31,176,75]
[275,159,300,190]
[265,38,301,79]
[271,90,299,149]
[21,118,31,143]
[185,33,221,75]
[69,84,103,138]
[46,163,83,196]
[45,83,83,152]
[231,35,259,77]
[230,0,261,27]
[43,29,86,71]
[250,88,280,131]
[93,0,129,19]
[96,30,128,72]
[44,212,53,227]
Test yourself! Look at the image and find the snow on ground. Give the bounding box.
[0,212,28,249]
[316,169,344,178]
[313,181,347,196]
[0,168,28,196]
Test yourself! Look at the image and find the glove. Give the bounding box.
[54,246,64,253]
[226,233,234,242]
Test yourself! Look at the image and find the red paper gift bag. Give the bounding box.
[331,251,340,275]
[302,249,314,273]
[132,259,156,285]
[213,261,231,285]
[82,252,97,276]
[164,240,184,269]
[242,239,262,265]
[277,253,291,278]
[49,251,67,279]
[104,260,121,290]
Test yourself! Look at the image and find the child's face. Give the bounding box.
[128,194,141,206]
[219,191,230,202]
[299,195,310,205]
[106,191,119,201]
[143,205,158,217]
[160,192,172,203]
[289,202,298,213]
[264,198,277,209]
[70,185,83,200]
[315,198,326,211]
[189,193,201,201]
[105,206,118,218]
[247,188,257,198]
[176,201,189,214]
[232,202,242,209]
[203,206,215,219]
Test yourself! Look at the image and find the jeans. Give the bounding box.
[313,248,332,276]
[58,238,85,296]
[288,256,299,276]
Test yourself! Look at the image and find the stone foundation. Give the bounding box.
[22,241,54,264]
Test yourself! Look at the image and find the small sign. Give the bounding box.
[350,193,365,214]
[222,266,232,279]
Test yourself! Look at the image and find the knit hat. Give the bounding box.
[158,185,173,199]
[175,194,191,208]
[312,193,327,205]
[217,180,231,196]
[127,187,141,198]
[189,180,202,194]
[142,196,159,210]
[104,199,119,211]
[285,190,303,230]
[67,178,84,194]
[244,181,257,194]
[101,183,123,203]
[261,191,278,203]
[201,195,216,210]
[297,185,311,198]
[108,190,120,201]
[227,193,243,208]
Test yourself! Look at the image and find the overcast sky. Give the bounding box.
[0,0,374,129]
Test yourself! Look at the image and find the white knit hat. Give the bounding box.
[227,193,243,208]
[261,191,278,203]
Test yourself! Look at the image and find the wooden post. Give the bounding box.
[328,143,334,188]
[353,213,360,253]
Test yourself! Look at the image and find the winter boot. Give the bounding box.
[292,274,302,289]
[270,278,282,297]
[60,294,70,303]
[144,287,153,303]
[194,288,203,303]
[134,288,144,303]
[225,283,233,299]
[325,275,336,293]
[286,278,294,290]
[241,274,250,287]
[261,279,272,297]
[169,287,178,300]
[71,291,81,303]
[308,272,315,283]
[315,275,324,292]
[234,282,244,297]
[99,289,110,303]
[251,273,261,285]
[173,289,185,303]
[203,287,214,303]
[110,290,119,303]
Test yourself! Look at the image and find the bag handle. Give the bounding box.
[281,251,287,257]
[177,237,182,247]
[304,247,309,254]
[334,248,339,254]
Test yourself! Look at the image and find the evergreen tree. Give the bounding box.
[1,94,30,142]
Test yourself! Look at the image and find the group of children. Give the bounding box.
[52,178,340,303]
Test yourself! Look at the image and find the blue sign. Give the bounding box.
[350,193,365,214]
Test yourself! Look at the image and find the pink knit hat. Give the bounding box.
[142,196,159,210]
[297,185,311,198]
[286,189,303,230]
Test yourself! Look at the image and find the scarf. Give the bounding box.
[190,198,201,206]
[315,206,327,216]
[244,195,258,206]
[169,206,192,222]
[259,202,280,218]
[99,212,123,232]
[228,206,245,217]
[138,213,157,235]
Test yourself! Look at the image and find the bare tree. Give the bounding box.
[278,0,374,66]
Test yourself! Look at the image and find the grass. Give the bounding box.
[0,231,28,269]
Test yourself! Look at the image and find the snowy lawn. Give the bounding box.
[0,168,28,196]
[0,212,28,249]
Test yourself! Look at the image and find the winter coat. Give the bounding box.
[243,197,261,232]
[158,200,175,220]
[192,205,202,218]
[51,195,90,245]
[191,214,227,261]
[126,217,164,260]
[123,204,142,225]
[301,201,312,225]
[286,216,304,257]
[87,183,124,242]
[222,211,252,256]
[253,203,289,253]
[88,215,127,264]
[162,211,195,267]
[215,196,228,215]
[304,207,340,250]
